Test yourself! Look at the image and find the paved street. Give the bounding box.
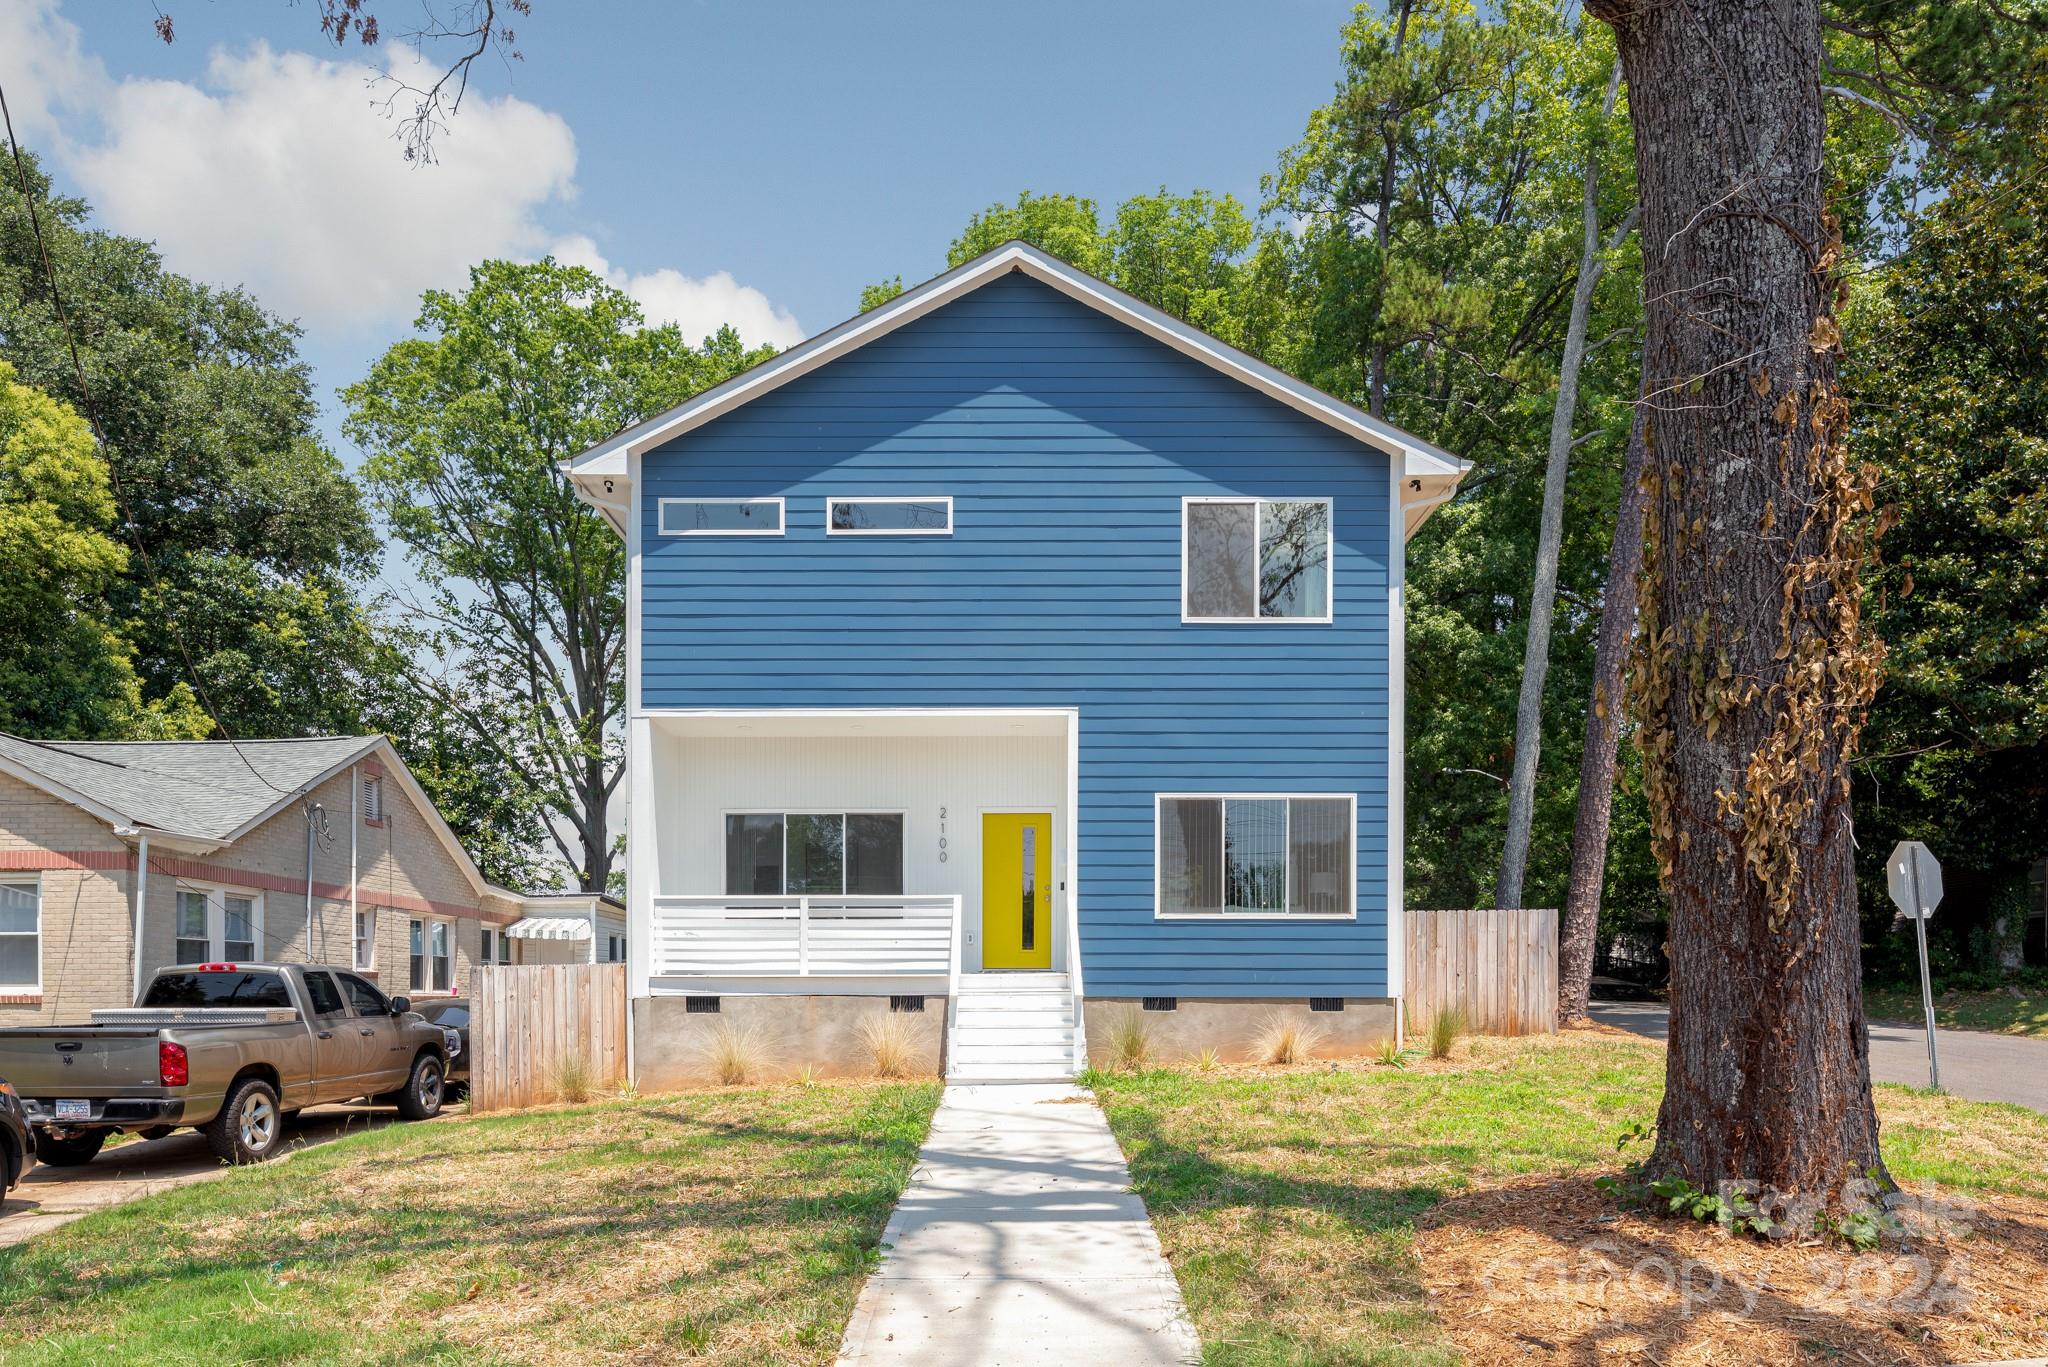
[0,1103,421,1248]
[1592,1001,2048,1112]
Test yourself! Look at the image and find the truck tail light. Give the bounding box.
[159,1040,189,1088]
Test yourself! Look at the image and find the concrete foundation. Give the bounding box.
[1082,997,1398,1067]
[633,993,949,1090]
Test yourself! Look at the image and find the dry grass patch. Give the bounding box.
[0,1080,941,1365]
[1088,1030,2048,1366]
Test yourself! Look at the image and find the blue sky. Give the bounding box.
[16,0,1357,466]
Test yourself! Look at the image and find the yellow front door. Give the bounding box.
[981,812,1054,970]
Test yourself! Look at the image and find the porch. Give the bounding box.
[631,709,1084,1080]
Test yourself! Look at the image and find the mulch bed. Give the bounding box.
[1415,1176,2048,1365]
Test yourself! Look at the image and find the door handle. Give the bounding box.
[359,1028,375,1037]
[317,1030,333,1039]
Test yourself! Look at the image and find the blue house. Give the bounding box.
[563,242,1466,1083]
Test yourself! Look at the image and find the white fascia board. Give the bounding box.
[559,241,1472,491]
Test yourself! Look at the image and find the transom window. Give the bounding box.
[1182,497,1332,622]
[725,812,906,896]
[659,497,785,536]
[826,496,953,535]
[0,881,39,991]
[1156,795,1354,917]
[174,884,262,963]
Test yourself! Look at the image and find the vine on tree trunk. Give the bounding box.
[1628,210,1889,933]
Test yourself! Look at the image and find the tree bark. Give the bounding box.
[1556,395,1650,1023]
[1586,0,1890,1207]
[1495,61,1626,912]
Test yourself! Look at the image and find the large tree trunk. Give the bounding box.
[1586,0,1890,1207]
[1495,62,1626,912]
[1557,396,1649,1023]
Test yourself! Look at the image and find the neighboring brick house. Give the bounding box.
[0,733,576,1023]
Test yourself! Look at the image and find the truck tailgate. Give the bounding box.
[0,1028,164,1096]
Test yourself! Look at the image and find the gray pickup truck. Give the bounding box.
[0,963,456,1167]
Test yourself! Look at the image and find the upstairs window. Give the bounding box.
[1156,795,1353,917]
[659,497,785,536]
[826,497,953,536]
[724,812,906,896]
[1183,497,1332,622]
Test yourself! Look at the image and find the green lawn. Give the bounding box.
[1086,1034,2048,1366]
[1866,985,2048,1037]
[0,1081,941,1365]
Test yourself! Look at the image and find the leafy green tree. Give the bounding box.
[949,192,1111,275]
[0,362,205,739]
[0,147,380,739]
[1850,112,2048,980]
[346,259,777,892]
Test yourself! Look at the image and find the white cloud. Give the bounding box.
[552,234,807,350]
[62,43,577,332]
[4,0,800,345]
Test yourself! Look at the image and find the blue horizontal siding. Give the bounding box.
[640,274,1395,998]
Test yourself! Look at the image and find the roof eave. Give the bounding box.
[560,241,1473,503]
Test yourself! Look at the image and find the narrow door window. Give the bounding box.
[1020,825,1036,951]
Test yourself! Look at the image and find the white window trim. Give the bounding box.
[1180,495,1335,625]
[824,495,954,536]
[0,875,42,993]
[1152,792,1358,921]
[407,916,458,995]
[721,809,910,897]
[173,880,267,962]
[657,496,786,537]
[354,907,378,971]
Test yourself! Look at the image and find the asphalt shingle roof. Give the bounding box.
[0,734,380,842]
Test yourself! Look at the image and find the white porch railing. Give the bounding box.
[650,894,962,980]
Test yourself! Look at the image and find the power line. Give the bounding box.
[0,79,287,795]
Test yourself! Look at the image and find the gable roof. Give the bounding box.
[560,240,1470,539]
[0,732,515,904]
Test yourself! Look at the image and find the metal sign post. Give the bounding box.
[1886,840,1945,1091]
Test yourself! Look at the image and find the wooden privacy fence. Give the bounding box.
[1405,908,1558,1036]
[469,963,629,1113]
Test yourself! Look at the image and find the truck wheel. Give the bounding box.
[32,1130,106,1168]
[206,1077,284,1165]
[396,1053,444,1121]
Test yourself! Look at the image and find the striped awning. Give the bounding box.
[503,914,592,942]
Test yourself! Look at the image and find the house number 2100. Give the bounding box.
[938,806,948,863]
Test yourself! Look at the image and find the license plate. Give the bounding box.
[54,1099,90,1120]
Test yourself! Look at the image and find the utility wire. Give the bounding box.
[1,78,287,795]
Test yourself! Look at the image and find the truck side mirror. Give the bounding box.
[388,996,412,1015]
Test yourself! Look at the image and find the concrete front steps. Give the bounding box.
[947,972,1080,1081]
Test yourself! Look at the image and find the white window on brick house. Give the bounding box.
[354,908,376,971]
[410,918,452,993]
[0,881,39,992]
[175,884,264,963]
[362,774,385,824]
[481,927,512,967]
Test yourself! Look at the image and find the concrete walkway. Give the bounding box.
[837,1083,1199,1366]
[1592,1001,2048,1112]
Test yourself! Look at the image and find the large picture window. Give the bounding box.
[1156,795,1353,917]
[724,812,906,896]
[1182,497,1332,622]
[0,881,39,991]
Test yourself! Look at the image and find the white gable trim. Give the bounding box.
[560,241,1471,491]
